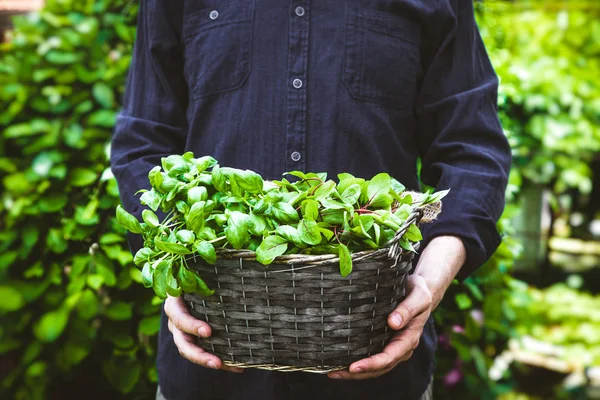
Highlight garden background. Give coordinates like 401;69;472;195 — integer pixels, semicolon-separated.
0;0;599;399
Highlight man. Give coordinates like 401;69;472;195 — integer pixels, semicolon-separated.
110;1;511;399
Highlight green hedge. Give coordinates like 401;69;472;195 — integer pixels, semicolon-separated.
0;1;160;398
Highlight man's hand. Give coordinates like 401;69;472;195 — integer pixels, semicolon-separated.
328;236;466;380
164;295;244;373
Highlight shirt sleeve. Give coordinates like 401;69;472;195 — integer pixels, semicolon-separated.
415;1;511;281
110;0;187;253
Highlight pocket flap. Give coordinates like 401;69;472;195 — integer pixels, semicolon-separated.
184;1;254;36
347;7;420;44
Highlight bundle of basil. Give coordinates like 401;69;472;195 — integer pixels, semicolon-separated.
116;153;447;300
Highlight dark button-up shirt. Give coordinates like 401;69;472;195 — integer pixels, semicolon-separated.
110;0;511;399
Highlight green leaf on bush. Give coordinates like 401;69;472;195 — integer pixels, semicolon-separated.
0;286;25;312
455;293;473;310
88;109;117;127
139;315;161;336
70;167;97;187
105;301;133;321
34;308;70;342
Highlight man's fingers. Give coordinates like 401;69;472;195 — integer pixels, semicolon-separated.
388;276;432;330
171;329;243;373
164;295;211;337
347;334;416;373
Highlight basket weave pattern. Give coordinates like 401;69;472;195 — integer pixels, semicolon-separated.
184;202;437;373
185;253;414;372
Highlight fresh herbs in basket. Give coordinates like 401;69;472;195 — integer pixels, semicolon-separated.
117;153;447;371
116;153;447;300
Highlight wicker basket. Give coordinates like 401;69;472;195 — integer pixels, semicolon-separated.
184;207;432;373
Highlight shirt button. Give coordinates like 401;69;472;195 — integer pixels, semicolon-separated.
209;10;219;20
291;151;301;162
292;78;303;89
295;6;305;17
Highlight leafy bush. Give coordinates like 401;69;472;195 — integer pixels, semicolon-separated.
433;4;600;398
0;1;161;398
480;3;600;196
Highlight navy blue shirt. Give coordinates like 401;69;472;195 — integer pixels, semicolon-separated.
110;0;511;399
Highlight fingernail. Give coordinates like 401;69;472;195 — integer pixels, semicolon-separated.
207;361;217;369
351;367;363;373
391;313;402;327
198;327;207;337
330;374;342;379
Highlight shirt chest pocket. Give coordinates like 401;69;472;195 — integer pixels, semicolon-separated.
182;1;254;99
343;8;421;111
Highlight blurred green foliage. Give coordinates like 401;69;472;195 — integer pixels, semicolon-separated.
432;4;600;399
1;1;600;399
0;0;161;398
482;3;600;196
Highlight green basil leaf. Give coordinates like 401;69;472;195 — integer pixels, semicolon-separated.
373;223;381;245
142;209;160;228
225;211;251;249
166;273;182;297
271;202;299;224
211;165;228;193
116;205;142;234
176;200;190;215
321;208;344;225
193;240;217;264
302;199;319;221
367;173;392;201
249;213;267;236
178;266;197;293
370;193;393;209
341;184;361;205
398;238;416;253
390;178;406;194
196;276;215;297
198;227;217;241
187;186;208;204
186;201;205;233
338;243;352;277
298;218;321;245
312;180;336;200
140;191;161;212
155;239;191;255
176;230;195;244
404;224;423;242
159;177;178;193
153;260;170;299
141;262;153;288
319;227;334;241
162;155;190;176
194;156;218;173
275;225;303;246
255;235;288;265
148;166;163;189
133;247;155;268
